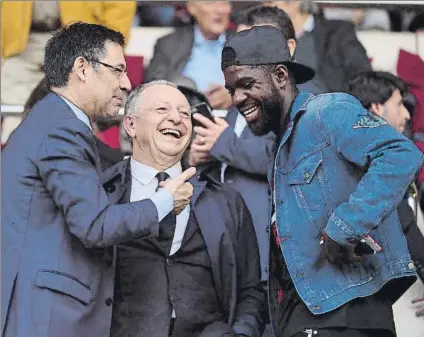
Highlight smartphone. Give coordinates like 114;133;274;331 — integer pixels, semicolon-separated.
352;235;383;255
192;102;214;127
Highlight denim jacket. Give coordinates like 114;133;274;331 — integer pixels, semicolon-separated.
271;91;424;315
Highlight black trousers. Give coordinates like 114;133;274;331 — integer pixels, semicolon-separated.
291;328;395;337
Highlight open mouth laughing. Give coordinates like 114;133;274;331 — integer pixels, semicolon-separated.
240;104;260;123
159;128;182;139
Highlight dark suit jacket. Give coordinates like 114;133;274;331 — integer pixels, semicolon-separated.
95;138;124;170
1;93;162;337
312;17;372;92
182;107;275;282
146;25;233;82
102;159;266;337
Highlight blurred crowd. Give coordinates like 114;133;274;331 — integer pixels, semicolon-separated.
1;1;424;337
134;2;424;32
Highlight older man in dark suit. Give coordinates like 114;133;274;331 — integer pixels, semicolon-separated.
1;23;195;337
103;80;265;337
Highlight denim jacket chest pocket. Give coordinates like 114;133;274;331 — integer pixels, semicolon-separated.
287;151;329;212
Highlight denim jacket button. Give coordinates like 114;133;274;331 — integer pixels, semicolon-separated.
408;262;415;270
304;171;311;181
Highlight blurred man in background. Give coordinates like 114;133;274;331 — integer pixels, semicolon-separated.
1;0;136;105
348;71;411;135
146;1;233;110
263;0;371;92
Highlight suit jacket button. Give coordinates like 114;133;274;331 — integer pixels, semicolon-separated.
105;298;113;306
266;226;270;233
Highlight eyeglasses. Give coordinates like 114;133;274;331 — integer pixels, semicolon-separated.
90;60;127;78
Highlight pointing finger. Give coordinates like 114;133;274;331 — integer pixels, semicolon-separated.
176;167;197;184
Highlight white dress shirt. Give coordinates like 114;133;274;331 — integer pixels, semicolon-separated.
220;112;247;183
130;158;190;256
130;158;190;318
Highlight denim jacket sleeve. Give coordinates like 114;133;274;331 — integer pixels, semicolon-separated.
319;95;424;245
209;127;275;176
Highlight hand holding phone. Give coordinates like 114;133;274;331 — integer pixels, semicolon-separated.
192;102;214;128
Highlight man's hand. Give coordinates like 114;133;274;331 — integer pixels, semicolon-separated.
204;84;233;110
160;167;196;215
320;232;362;264
188;140;211;166
191;113;229;153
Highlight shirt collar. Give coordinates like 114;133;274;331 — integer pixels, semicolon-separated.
59;95;92;130
297;15;315;38
130;157;183;186
193;25;226;46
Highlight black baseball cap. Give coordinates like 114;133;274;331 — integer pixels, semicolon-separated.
221;25;315;84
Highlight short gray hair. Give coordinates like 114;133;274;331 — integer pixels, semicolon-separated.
299;0;319;15
124;79;178;116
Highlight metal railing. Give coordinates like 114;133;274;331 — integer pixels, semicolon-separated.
0;105;125;116
1;105;24;116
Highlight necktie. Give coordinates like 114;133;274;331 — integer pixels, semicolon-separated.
155;172;177;252
156;171;170;192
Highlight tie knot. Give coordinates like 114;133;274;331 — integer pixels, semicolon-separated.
156;171;170;184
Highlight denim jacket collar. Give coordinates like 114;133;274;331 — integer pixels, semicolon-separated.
290;91;315;122
279;91;315;148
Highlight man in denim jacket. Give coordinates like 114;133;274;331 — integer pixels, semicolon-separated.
222;26;424;337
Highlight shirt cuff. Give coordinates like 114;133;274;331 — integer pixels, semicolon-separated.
150;188;173;221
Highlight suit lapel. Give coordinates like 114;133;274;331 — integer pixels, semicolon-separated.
174;27;195;74
190;177;230;312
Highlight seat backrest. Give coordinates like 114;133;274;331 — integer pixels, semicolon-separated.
356;30;417;75
125;27;174;66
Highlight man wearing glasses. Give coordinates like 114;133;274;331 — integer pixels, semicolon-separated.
1;23;196;337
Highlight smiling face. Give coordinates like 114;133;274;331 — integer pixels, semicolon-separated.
84;41;132;120
124;84;192;169
224;64;286;136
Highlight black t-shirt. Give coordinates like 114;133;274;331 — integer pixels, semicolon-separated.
268;225;396;337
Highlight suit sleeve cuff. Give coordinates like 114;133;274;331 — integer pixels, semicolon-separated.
150;188;173;221
324;213;359;246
